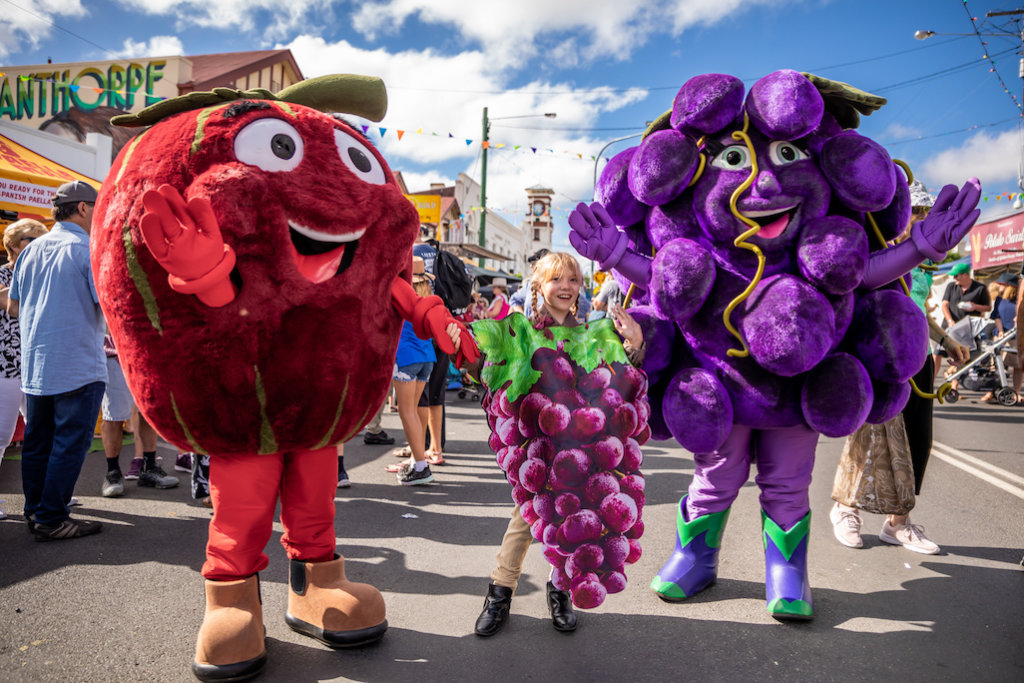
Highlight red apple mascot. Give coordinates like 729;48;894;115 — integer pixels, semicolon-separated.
92;75;477;681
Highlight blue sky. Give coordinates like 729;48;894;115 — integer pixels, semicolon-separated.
3;0;1022;251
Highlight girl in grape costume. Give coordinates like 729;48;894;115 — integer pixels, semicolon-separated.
568;70;981;620
471;252;648;636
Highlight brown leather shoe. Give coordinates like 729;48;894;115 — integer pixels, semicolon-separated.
286;555;388;648
192;575;266;681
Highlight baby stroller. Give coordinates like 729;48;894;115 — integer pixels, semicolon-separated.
942;321;1018;406
456;367;483;402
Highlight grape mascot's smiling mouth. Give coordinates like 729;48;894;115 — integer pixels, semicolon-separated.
743;205;798;239
287;221;364;283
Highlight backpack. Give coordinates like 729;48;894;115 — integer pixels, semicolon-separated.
427;240;473;314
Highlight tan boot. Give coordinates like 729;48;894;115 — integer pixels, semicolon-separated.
286;555;388;648
192;575;266;681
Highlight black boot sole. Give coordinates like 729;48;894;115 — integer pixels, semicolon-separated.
285;614;388;648
191;652;266;682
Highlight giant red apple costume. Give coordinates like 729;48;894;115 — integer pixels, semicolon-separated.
92;75;477;681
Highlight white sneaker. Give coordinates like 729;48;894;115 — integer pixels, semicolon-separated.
879;519;940;555
829;502;863;549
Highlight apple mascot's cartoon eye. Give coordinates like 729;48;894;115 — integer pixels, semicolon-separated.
234;118;305;172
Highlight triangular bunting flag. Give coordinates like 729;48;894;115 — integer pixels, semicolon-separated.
482;141;490;149
397;130;405;140
379;127;387;137
448;133;454;138
531;147;536;153
361;125;369;135
466;140;473;146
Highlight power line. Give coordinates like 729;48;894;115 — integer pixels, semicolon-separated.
880;117;1019;146
872;45;1018;93
0;0;118;59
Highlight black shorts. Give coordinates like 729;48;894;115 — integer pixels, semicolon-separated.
418;349;450;407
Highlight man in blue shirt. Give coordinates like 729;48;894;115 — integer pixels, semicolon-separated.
8;180;107;541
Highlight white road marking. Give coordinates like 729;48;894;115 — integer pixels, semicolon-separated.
931;441;1024;500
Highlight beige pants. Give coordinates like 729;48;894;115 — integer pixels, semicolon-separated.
490;505;533;591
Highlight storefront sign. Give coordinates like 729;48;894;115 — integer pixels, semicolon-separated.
0;59;170;123
969;212;1024;269
405;194;441;224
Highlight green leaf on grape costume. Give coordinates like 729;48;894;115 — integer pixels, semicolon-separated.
471;313;630;400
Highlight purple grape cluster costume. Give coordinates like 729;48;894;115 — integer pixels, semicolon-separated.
569;70;981;620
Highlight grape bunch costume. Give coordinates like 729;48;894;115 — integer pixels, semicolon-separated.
91;75;477;680
569;70;981;620
473;313;650;610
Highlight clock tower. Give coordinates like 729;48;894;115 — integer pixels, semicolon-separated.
524;184;554;255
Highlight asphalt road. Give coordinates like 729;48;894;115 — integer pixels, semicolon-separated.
1;387;1021;682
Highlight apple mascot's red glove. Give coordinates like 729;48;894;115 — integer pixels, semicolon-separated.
139;184;238;307
391;277;480;367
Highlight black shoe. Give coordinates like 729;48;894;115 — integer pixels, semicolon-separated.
33;517;102;542
474;583;513;637
364;430;395;445
25;512;35;534
547;581;577;632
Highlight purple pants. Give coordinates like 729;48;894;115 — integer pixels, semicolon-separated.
686;423;818;530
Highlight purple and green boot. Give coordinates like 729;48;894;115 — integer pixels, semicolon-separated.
650;496;730;602
762;510;813;621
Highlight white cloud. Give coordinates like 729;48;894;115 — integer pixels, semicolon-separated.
110;35;185;59
918;129;1021;191
282;34;646;222
0;0;87;59
879;121;924;144
115;0;329;40
351;0;787;69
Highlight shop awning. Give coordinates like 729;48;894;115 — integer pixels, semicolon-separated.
0;134;100;214
445;242;511;261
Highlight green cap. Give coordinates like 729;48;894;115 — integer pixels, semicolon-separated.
949;262;971;277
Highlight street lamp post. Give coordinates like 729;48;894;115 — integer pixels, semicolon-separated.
479;109;556;266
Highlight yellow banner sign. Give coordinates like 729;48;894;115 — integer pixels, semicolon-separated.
405;194;441;224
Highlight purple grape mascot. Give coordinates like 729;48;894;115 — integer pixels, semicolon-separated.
569;70;981;620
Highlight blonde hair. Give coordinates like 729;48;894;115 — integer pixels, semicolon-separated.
412;278;433;297
1002;283;1018;301
530;251;582;317
987;281;1001;302
3;219;48;262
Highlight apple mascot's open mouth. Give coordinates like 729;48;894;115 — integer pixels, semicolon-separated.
288;221;364;283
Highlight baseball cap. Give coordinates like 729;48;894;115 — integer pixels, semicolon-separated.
51;180;98;206
528;248;550;263
949;262;970;277
996;271;1019;285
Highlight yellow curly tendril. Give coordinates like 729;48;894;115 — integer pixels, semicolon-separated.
893;158;914;186
866;195;949;403
687;136;708;188
722;114;767;358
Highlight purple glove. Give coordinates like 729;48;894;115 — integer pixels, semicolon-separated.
910;178;982;261
568;201;652;286
862;178;981;290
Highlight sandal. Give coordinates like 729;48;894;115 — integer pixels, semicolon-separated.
392;446;413;458
426;453;446;466
385;459;413;473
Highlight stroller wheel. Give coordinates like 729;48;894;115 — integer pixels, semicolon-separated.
995;387;1018;407
945;388;960;404
458;391;467;399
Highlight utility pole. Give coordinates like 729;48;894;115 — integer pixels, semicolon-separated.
479;107;489;267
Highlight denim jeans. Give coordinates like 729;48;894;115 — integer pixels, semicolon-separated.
22;381;105;525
